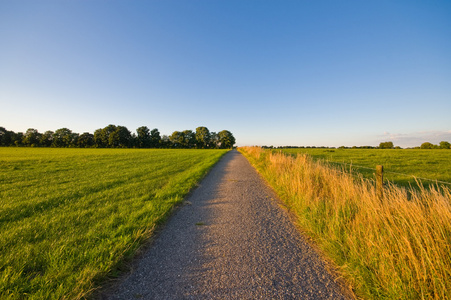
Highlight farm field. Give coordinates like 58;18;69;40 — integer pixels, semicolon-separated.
280;148;451;188
0;147;228;299
239;146;451;299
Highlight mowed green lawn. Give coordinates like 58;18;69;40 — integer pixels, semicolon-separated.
280;148;451;188
0;148;228;299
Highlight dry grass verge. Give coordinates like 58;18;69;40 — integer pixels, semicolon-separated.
239;146;451;299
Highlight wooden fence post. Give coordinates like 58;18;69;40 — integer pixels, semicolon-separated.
376;165;384;200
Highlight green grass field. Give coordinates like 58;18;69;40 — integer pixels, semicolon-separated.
0;147;228;299
279;148;451;188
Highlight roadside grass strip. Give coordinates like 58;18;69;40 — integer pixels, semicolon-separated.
239;146;451;300
0;148;227;299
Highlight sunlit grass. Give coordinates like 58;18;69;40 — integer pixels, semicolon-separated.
280;148;451;188
0;147;227;299
240;146;451;299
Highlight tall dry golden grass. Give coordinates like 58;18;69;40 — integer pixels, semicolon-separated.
239;146;451;299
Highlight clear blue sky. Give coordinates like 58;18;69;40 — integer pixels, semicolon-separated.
1;0;450;147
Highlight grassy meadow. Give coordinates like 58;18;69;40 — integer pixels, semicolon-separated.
280;148;451;188
239;147;451;300
0;147;228;299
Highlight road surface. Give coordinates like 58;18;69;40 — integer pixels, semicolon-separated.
98;150;351;299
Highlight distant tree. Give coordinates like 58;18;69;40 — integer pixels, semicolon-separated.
53;128;75;147
195;126;211;149
101;125;118;148
93;125;131;148
12;132;24;146
109;126;131;148
108;130;119;147
136;126;151;148
94;128;105;147
379;141;394;149
0;127;14;146
210;132;219;149
71;133;80;147
439;141;451;149
78;132;94;148
150;128;161;148
0;127;5;144
420;142;435;149
170;131;184;148
0;127;13;146
160;135;171;148
130;133;137;148
218;130;236;149
40;131;54;147
23;128;41;147
182;130;196;148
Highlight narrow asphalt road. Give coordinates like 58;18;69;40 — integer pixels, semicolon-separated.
98;150;351;299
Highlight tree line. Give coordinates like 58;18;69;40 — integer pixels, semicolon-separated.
379;141;451;149
265;140;451;150
0;125;236;149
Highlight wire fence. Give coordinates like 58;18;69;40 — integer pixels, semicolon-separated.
274;150;451;187
319;160;451;186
